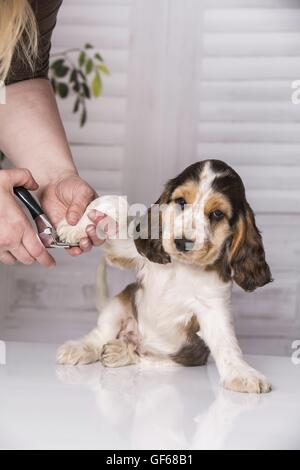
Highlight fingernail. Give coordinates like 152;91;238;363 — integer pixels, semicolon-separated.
87;228;95;236
88;210;97;219
68;213;78;225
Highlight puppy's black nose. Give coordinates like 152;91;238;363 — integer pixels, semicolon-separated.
175;238;194;252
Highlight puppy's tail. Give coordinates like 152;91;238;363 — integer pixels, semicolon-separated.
96;256;109;313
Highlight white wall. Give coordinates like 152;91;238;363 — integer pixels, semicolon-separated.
0;0;299;356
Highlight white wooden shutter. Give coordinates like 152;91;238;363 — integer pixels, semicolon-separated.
198;0;300;354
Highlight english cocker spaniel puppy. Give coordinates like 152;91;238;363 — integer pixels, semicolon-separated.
57;160;273;394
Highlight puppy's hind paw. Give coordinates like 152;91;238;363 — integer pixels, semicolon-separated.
56;341;101;366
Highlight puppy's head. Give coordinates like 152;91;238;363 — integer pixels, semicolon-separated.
135;160;272;292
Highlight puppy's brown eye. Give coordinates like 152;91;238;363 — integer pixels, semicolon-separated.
209;210;224;221
175;198;186;210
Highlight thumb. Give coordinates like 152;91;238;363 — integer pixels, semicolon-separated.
66;185;95;226
7;168;39;191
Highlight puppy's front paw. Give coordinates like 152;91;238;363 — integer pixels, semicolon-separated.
56;341;100;366
56;219;86;245
101;340;139;368
223;369;272;395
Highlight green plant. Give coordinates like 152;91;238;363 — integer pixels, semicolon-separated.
50;43;109;127
0;44;107;166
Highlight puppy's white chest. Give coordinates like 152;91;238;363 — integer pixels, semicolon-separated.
135;262;217;356
139;262;199;309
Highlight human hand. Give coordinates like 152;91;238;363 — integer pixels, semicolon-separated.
0;169;55;267
39;173;105;256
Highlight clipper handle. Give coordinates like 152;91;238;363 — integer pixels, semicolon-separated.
13;187;44;220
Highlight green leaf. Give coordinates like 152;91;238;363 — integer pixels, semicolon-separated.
85;43;93;50
94;53;104;62
57;66;69;78
79;51;86;67
80;108;87;127
97;64;110;76
51;59;64;69
82;83;91;99
69;69;77;83
72;81;80;93
73;98;80;114
85;59;93;75
51;59;69;78
92;73;102;98
57;82;69;99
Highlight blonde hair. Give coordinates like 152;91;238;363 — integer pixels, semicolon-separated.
0;0;38;82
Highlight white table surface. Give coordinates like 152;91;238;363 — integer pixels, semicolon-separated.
0;342;299;450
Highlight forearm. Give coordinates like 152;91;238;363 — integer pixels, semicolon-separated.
0;79;77;190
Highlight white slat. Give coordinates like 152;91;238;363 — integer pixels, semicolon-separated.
247;190;300;214
197;143;300;166
55;25;130;49
202;57;300;80
199;81;293;102
204;33;300;56
234;165;300;190
199;102;300;122
205;9;300;32
198;123;300;143
64;122;125;145
58;4;131;27
70;145;124;170
206;0;300;7
78;169;122;191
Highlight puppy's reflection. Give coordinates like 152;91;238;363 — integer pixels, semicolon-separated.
56;363;262;450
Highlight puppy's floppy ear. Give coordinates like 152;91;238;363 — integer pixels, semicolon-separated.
134;194;171;265
230;203;273;292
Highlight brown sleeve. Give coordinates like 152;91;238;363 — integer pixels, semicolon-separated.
6;0;63;85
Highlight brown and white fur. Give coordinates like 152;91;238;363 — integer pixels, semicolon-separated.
56;160;273;394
